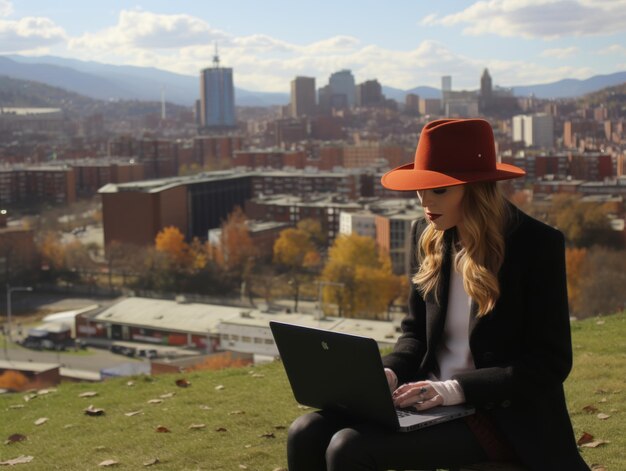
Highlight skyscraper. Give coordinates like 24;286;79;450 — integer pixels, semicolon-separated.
480;69;492;101
291;76;316;117
199;47;236;130
329;70;356;107
441;76;452;94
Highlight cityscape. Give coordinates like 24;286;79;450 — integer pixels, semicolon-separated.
0;1;625;469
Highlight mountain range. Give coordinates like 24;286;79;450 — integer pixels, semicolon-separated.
1;55;625;107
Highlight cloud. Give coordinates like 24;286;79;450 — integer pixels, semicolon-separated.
0;17;66;52
0;0;12;17
421;0;626;38
69;9;229;51
540;46;579;58
598;44;626;55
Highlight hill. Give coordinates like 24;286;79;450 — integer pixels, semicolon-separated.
1;312;624;470
2;55;289;107
0;75;189;119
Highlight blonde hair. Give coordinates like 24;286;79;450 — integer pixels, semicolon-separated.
412;182;509;317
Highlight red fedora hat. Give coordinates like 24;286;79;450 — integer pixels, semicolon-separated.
381;118;525;191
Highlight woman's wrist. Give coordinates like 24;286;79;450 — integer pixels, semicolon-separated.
428;379;466;406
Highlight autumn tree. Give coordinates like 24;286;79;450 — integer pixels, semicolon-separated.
565;247;587;315
577;247;626;317
211;207;257;298
155;226;190;266
273;223;321;311
546;194;620;248
321;233;402;319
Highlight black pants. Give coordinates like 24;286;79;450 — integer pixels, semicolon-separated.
287;410;488;471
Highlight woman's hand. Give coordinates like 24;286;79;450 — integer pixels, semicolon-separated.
392;381;443;411
384;368;398;392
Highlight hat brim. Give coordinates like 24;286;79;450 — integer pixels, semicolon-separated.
381;162;526;191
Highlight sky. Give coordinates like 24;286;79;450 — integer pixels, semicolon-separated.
1;0;626;93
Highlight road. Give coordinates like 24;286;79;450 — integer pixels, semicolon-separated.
1;342;144;372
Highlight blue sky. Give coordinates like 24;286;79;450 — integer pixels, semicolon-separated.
1;0;626;92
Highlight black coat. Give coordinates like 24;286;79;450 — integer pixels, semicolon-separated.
382;205;590;471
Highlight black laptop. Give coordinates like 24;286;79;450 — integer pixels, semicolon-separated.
270;320;474;432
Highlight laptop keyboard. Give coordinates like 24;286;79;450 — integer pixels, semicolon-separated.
396;408;418;417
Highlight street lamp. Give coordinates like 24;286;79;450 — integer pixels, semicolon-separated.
6;284;33;342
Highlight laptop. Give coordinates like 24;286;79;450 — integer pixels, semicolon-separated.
270;320;474;432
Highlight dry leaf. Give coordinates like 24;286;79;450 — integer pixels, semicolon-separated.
577;432;594;446
127;381;135;387
37;389;56;395
23;394;37;402
215;427;228;432
596;320;605;325
79;391;98;398
591;465;607;471
582;405;598;413
84;405;105;416
99;459;119;467
273;468;288;471
297;405;310;410
143;458;160;467
9;405;25;409
598;398;608;403
124;410;143;417
34;418;49;426
175;379;191;388
259;432;276;439
251;374;265;378
581;440;609;448
159;393;175;399
5;434;27;445
63;424;76;429
147;399;163;404
597;413;610;420
0;455;34;466
239;465;248;469
229;410;245;415
188;424;206;430
94;446;108;451
155;425;170;433
215;385;225;391
199;405;212;410
244;444;252;449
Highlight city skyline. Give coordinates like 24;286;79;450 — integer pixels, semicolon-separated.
1;0;626;93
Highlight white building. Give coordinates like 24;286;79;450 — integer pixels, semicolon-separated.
513;113;554;149
339;211;377;237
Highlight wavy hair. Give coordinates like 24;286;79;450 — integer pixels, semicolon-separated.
412;182;510;317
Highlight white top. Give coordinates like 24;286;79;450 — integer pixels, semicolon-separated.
435;256;476;381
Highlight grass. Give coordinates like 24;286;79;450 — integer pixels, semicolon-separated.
0;312;624;470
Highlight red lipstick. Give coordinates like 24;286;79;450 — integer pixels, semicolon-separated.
426;212;441;221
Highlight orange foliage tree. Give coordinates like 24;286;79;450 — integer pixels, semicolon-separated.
321;233;403;319
273;221;321;312
213;207;256;278
565;247;587;315
155;226;190;266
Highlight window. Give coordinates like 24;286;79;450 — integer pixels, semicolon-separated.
254;337;263;344
242;336;252;343
264;338;274;345
231;334;240;341
222;334;229;340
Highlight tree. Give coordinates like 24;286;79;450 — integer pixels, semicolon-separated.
321;233;402;319
565;247;587;315
547;195;620;248
273;225;321;312
155;226;190;266
577;247;626;317
214;207;256;279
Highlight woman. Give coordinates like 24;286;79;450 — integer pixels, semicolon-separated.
287;119;590;471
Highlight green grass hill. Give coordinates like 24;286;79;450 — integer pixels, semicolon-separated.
1;313;624;470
